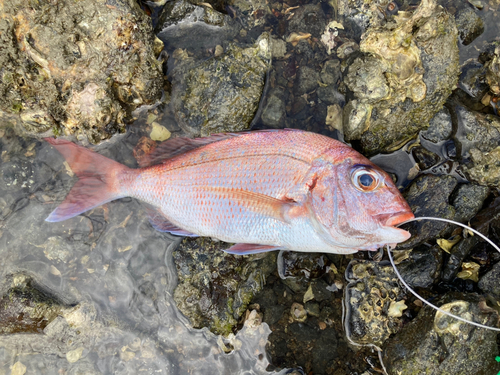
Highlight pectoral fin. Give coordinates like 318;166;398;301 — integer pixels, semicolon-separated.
198;187;292;223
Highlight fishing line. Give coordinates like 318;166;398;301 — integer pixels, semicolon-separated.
386;216;500;332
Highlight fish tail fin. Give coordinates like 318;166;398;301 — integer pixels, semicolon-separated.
45;138;130;222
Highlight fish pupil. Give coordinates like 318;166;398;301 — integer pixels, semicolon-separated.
359;173;374;187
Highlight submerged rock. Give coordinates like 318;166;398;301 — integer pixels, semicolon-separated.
171;33;271;136
0;0;163;144
0;273;75;334
383;294;499;374
343;0;459;154
172;237;276;336
155;0;237;51
228;0;273;29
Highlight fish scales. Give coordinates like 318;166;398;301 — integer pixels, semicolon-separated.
122;132;337;245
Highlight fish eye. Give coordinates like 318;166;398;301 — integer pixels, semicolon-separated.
351;167;381;192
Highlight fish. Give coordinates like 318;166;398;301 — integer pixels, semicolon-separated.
44;129;414;255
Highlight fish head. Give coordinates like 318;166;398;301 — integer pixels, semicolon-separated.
309;149;414;252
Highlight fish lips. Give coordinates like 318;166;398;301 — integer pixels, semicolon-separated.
372;211;415;245
375;211;415;227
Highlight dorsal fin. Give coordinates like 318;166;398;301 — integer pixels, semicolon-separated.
138;133;238;167
137;129;300;168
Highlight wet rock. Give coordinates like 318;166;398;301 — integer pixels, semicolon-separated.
277;251;330;293
252;289;284;325
310;328;339;373
287;322;339;372
317;87;345;106
383;294;499;374
0;273;75;334
304;301;320;317
171;33;271;136
441;236;480;283
155;0;237;51
400;174;457;249
261;88;286;128
478;261;500;299
0;0;163;143
455;106;500;157
463;146;500;187
421;107;453;143
306;279;332;302
344;260;407;347
343;0;459;154
172;237;276;336
228;0;272;29
471;197;500;245
317;60;344;106
457;60;489;107
396;245;443;289
451;183;489;223
320;60;341;87
485;44;500;96
287;4;327;40
411;146;440;170
295;66;320;95
455;6;484;45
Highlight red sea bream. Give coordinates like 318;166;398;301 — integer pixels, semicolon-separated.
45;130;414;254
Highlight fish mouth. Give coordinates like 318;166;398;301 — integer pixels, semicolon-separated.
375;211;415;227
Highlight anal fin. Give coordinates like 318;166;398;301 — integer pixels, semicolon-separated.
144;205;198;237
224;243;282;255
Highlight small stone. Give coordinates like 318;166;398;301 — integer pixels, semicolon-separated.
120;348;136;361
456;262;480;282
261;90;285;128
150;123;171;142
388;300;407;318
270;37;286;59
66;347;84;363
325;104;343;132
295;66;320;95
303;285;314;303
304;301;320;317
11;362;26;375
214;45;223;57
290;302;307;322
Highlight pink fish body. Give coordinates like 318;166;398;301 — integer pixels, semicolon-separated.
45;130;413;255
